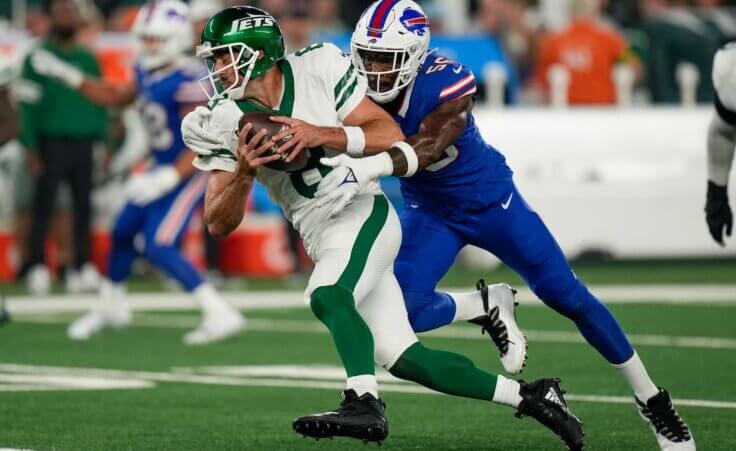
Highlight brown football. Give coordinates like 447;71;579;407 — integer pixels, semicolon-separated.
237;112;309;172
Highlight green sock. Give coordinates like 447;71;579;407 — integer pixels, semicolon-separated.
310;285;375;377
389;342;498;401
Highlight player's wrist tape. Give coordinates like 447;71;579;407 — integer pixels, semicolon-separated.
392;141;418;177
343;126;366;157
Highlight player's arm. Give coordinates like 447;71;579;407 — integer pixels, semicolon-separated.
30;49;136;107
270;96;403;163
204;124;281;239
705;104;736;246
0;88;18;145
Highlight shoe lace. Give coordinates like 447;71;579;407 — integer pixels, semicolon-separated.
480;306;510;356
641;396;691;442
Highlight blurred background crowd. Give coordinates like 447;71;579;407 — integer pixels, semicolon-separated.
0;0;733;294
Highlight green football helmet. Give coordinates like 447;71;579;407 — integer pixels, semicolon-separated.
196;6;285;100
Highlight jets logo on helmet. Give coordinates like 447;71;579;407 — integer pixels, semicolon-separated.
196;6;285;101
351;0;430;103
400;8;429;36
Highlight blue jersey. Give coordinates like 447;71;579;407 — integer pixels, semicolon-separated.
134;58;206;166
391;53;513;213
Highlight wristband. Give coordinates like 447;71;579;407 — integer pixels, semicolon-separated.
392;141;418;177
343;126;366;157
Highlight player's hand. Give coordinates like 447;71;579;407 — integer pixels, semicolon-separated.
181;107;225;156
234;122;282;177
313;153;393;214
270;116;324;163
125;166;181;205
30;49;84;88
706;181;733;246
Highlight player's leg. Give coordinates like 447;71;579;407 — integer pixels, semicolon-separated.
394;205;466;332
359;268;584;450
143;173;244;345
396;205;526;373
294;194;402;443
67;201;146;340
469;181;693;449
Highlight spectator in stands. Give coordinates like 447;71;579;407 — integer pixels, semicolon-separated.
534;0;638;105
641;0;720;103
18;0;106;295
279;0;312;51
311;0;347;35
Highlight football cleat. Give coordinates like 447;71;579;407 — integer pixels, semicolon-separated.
293;389;388;444
515;378;585;451
26;264;51;297
67;305;132;340
183;309;245;345
468;279;527;374
637;388;695;450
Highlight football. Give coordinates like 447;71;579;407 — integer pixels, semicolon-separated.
238;112;309;172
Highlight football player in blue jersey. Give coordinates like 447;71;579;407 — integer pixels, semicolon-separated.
312;1;693;449
30;0;245;345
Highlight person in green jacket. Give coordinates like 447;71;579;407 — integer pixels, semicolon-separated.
18;0;106;295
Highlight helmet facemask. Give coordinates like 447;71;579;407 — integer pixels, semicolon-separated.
351;41;425;104
197;41;259;101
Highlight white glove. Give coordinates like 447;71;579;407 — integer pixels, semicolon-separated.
314;153;393;213
181;106;226;156
125;166;181;205
30;49;84;88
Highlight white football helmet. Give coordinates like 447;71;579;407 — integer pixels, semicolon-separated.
132;0;193;71
351;0;431;103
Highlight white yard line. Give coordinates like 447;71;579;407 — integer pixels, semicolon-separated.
4;284;736;315
1;363;734;409
15;313;736;351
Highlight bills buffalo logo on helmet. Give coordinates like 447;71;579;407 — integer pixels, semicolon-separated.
400;8;429;36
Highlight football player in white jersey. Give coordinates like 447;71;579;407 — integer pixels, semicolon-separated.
707;44;736;246
184;6;584;448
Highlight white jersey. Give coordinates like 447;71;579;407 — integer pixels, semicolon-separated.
713;43;736;115
194;43;381;247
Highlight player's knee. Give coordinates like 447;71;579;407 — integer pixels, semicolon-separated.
309;285;355;323
142;242;173;266
403;291;436;331
533;275;595;319
111;221;136;244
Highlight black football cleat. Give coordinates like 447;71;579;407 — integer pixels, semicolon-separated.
468;279;527;374
293;389;388;444
636;388;694;450
515;378;585;450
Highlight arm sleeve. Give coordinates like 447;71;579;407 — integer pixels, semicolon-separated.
312;43;368;121
17;56;42;151
707;46;736;186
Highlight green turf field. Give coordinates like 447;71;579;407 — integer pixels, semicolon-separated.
1;297;735;450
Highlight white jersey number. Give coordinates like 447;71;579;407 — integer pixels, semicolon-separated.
141;101;173;150
425;145;459;172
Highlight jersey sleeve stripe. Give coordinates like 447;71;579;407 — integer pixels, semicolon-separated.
334;64;356;100
444;85;477;102
439;74;476;99
336;77;359;111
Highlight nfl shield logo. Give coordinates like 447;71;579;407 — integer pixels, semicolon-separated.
400;8;429;36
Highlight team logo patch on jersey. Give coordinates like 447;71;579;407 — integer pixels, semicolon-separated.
400;8;429;36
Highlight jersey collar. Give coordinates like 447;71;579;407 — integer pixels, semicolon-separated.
237;59;294;117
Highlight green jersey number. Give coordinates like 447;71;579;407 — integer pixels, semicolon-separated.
289;147;332;198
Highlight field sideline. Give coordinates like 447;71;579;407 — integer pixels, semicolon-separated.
1;277;736;450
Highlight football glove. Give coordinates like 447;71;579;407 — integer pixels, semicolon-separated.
314;153;393;214
706;181;733;246
125;166;181;205
30;49;84;88
181;107;226;157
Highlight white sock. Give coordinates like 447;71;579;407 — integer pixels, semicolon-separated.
193;283;231;316
450;290;486;322
492;375;523;408
101;280;127;309
346;374;379;398
613;352;659;401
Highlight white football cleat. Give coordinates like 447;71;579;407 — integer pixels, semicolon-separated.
67;305;131;341
183;309;245;345
78;263;101;293
637;388;695;451
469;280;527;374
26;264;51;296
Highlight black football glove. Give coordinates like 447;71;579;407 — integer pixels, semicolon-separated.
705;181;733;246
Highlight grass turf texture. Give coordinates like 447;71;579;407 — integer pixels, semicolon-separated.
2;258;736;297
1;302;735;450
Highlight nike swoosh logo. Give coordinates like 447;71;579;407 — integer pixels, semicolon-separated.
453;66;463;74
501;193;514;210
